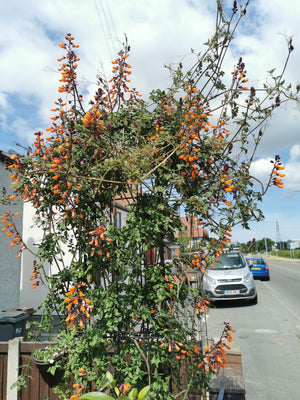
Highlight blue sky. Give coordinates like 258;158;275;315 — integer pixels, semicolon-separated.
0;0;299;244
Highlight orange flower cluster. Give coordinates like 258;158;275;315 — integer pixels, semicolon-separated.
108;49;142;110
220;228;232;244
70;368;90;399
82;103;104;131
11;134;82;215
65;283;94;332
215;119;230;141
272;155;285;189
47;97;69;135
12;131;86;220
7;134;46;210
57;34;80;94
154;115;164;138
158;321;234;370
119;382;131;395
88;226;112;257
176;84;219;182
6;155;24;198
0;212;24;258
190;253;207;273
79;48;142;140
159;340;191;360
231;57;249;91
220;174;234;194
7;153;21;172
195;297;210;316
198;322;235;373
70;382;84;399
30;260;41;289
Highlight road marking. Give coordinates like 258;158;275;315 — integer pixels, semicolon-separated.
254;328;278;334
262;281;300;323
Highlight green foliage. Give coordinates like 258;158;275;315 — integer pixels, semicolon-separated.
2;1;298;399
270;249;300;259
10;373;32;392
78;372;150;399
253;238;275;252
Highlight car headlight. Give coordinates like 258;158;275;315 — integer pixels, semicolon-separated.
244;272;253;283
204;274;216;284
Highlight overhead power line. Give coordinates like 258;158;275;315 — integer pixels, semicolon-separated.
93;0;119;61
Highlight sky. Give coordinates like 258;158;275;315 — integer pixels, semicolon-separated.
0;0;299;244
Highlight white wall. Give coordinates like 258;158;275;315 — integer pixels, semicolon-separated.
19;202;74;312
19;202;50;311
19;202;129;312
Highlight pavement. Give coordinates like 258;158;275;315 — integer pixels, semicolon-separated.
266;254;300;263
209;341;246;399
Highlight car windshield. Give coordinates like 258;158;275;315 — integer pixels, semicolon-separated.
208;253;245;270
252;258;264;264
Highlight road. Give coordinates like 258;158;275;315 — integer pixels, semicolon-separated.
204;258;300;400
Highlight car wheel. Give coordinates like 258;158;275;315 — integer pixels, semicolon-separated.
249;294;257;305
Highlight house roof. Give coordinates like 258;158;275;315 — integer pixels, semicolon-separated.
178;216;208;239
0;150;14;166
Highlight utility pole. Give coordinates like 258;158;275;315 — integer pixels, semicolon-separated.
264;237;268;253
276;221;282;250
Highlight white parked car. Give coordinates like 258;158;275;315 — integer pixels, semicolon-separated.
202;251;257;304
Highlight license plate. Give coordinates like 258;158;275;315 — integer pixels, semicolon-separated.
252;267;260;270
224;290;240;295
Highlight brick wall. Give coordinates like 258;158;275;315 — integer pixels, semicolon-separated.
209;342;245;400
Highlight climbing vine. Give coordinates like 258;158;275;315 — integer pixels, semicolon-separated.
1;1;298;399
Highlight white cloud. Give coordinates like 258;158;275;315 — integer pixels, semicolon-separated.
0;0;299;243
249;158;275;193
283;145;300;192
0;0;299;149
289;144;300;162
249;144;300;195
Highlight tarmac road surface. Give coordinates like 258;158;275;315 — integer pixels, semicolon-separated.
204;258;300;400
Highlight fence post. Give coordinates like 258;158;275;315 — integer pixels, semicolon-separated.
6;337;20;400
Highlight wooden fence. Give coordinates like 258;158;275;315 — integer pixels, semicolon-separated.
0;339;207;400
0;342;8;400
0;338;244;400
0;340;61;400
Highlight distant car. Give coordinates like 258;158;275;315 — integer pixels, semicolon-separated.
247;257;270;281
202;252;257;304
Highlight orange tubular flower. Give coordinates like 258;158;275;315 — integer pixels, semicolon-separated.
65;283;93;330
272;155;285;188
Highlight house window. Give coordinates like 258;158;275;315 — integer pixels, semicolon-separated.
114;211;122;228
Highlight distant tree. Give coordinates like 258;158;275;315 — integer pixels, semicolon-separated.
255;238;275;252
276;241;287;250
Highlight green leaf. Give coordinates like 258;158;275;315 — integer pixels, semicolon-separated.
106;371;116;388
79;393;115;400
138;385;150;400
128;388;138;399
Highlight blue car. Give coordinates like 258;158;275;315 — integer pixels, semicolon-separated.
247;257;270;281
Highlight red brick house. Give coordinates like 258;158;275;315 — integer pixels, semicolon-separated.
177;216;209;251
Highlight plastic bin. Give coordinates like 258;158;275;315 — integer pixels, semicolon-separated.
4;307;36;340
0;311;29;341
